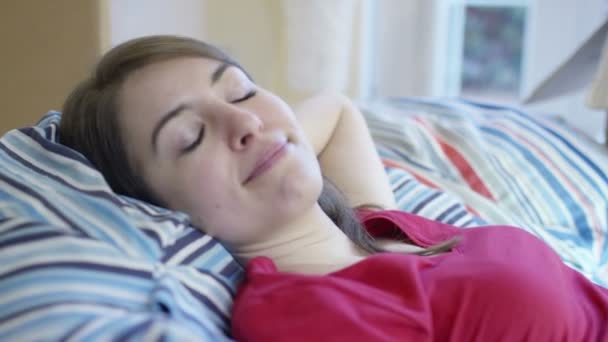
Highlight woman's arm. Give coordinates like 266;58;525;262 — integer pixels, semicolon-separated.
294;94;396;209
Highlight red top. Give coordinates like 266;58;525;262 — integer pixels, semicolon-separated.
232;210;608;341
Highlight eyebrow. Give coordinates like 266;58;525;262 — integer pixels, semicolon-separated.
151;103;189;154
211;62;231;84
150;62;231;154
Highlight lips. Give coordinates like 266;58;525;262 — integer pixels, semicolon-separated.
244;140;289;184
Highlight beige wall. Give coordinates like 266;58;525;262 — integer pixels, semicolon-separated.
106;0;206;50
0;0;103;134
0;0;366;134
204;0;282;95
204;0;367;104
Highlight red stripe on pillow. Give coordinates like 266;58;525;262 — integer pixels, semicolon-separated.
415;117;495;201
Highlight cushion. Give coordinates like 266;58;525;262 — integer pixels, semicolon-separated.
0;112;242;340
364;97;608;286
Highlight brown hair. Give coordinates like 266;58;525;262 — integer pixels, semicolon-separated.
59;35;456;256
60;36;244;205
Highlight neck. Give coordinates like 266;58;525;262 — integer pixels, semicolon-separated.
230;204;368;274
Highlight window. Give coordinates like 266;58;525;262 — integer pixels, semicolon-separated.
444;0;529;103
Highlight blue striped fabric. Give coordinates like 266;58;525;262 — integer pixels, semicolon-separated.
362;98;608;286
384;165;486;228
0;112;243;341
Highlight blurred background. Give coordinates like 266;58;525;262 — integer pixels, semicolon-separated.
1;0;607;141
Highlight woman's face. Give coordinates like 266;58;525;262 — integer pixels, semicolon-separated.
118;57;322;248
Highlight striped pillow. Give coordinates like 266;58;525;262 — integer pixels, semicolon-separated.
363;98;608;286
0;112;242;340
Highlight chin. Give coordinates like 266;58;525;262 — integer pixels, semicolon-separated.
277;175;322;213
281;184;321;209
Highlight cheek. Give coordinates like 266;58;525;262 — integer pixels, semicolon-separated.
178;167;247;235
181;169;232;214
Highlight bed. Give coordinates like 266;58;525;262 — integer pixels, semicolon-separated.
1;98;607;340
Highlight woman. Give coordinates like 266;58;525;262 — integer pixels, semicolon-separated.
60;35;608;341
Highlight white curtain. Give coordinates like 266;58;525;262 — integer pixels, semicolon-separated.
281;0;360;100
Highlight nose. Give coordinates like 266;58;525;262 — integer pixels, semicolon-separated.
224;106;263;151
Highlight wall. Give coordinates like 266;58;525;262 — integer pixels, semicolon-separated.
0;0;103;134
107;0;206;50
522;0;607;141
204;0;280;93
0;0;369;136
104;0;286;98
372;0;608;142
372;0;437;98
203;0;369;104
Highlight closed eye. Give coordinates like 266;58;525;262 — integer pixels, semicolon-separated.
181;90;254;154
232;90;256;103
183;126;204;153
